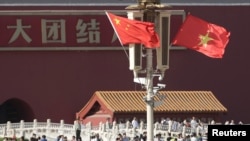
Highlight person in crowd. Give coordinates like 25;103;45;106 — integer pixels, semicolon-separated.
30;133;38;141
173;120;181;132
154;133;164;141
177;133;184;141
132;117;139;129
56;135;61;141
20;136;25;141
94;133;102;141
238;121;243;125
133;136;140;141
140;131;147;141
190;117;198;134
40;135;47;141
230;120;235;125
224;120;229;125
170;138;177;141
59;135;64;141
196;122;203;135
190;133;197;141
210;120;215;125
62;136;68;141
196;133;202;141
184;135;191;141
202;133;207;141
160;117;167;127
90;135;95;141
116;137;122;141
75;117;82;141
116;134;123;141
166;132;173;141
71;136;76;141
190;117;197;127
122;132;130;141
183;119;187;127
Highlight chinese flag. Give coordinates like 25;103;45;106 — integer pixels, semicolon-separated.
106;12;160;48
172;14;230;58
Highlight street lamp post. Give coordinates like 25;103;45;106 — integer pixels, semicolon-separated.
126;1;168;141
145;48;154;141
125;1;187;140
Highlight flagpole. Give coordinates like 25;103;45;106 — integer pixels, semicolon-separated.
105;11;124;47
105;11;130;59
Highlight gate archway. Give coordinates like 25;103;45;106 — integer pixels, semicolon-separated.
0;98;34;123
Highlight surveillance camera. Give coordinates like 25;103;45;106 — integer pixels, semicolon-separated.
153;73;164;81
153;89;158;94
159;73;164;81
157;83;166;88
158;75;163;81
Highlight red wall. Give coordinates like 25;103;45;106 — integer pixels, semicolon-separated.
0;5;249;124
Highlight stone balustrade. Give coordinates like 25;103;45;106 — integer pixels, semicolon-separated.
0;119;208;141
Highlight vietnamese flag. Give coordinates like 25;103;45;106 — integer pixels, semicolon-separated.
106;12;160;48
172;14;230;58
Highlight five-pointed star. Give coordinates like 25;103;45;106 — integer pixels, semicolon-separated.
125;24;130;30
113;17;130;31
199;32;214;47
114;18;120;25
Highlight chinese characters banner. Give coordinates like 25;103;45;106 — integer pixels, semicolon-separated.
0;12;121;47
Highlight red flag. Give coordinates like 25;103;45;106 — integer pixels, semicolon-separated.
106;12;160;48
172;14;230;58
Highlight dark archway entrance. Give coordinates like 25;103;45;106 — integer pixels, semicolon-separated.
0;98;34;123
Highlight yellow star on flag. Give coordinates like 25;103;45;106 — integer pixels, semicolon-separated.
106;11;160;48
114;18;120;25
199;32;214;47
125;24;130;30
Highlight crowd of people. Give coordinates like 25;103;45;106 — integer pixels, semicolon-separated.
1;116;243;141
75;116;242;141
108;116;208;141
109;116;242;141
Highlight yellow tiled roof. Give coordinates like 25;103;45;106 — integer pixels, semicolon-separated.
95;91;227;113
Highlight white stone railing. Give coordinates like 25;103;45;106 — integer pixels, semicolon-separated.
0;119;208;141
